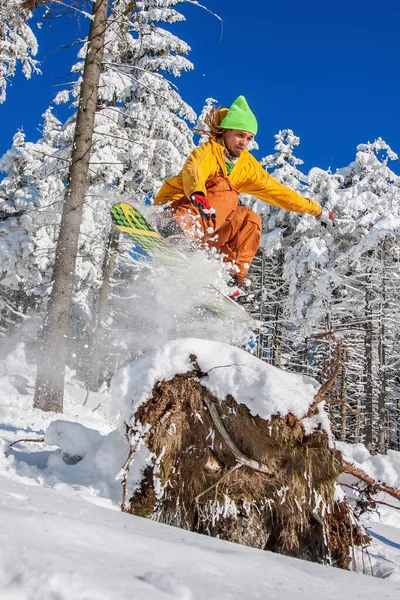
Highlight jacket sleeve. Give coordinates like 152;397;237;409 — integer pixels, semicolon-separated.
243;157;322;216
181;143;216;198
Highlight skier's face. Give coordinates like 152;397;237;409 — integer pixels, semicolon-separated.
222;129;254;157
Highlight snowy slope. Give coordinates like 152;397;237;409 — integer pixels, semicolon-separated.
1;474;400;600
0;342;400;598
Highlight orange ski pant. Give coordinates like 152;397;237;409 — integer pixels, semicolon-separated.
169;176;261;283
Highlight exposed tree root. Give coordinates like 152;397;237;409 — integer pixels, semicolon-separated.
121;356;369;569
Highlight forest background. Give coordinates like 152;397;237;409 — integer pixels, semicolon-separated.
1;0;400;457
1;0;400;173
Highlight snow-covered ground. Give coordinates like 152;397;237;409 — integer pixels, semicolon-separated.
1;342;400;598
1;475;400;600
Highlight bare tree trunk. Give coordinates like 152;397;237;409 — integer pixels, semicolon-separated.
397;397;400;451
34;0;109;412
378;243;387;454
340;345;348;441
354;397;361;443
255;250;285;365
86;229;119;391
364;271;374;450
270;250;284;368
302;337;309;374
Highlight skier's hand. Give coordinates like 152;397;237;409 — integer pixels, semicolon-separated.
190;193;216;221
317;207;336;229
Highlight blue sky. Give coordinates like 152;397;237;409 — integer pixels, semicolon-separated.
1;0;400;175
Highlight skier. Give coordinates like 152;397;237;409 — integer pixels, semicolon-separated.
154;96;335;289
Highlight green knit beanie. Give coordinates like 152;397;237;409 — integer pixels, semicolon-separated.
220;95;258;136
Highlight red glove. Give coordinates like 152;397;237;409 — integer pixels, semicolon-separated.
318;208;336;229
190;193;216;221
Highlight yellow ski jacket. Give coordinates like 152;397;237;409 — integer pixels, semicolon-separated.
154;139;322;216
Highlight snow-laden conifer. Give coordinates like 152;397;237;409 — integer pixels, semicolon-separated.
0;0;197;407
247;130;311;369
55;0;195;200
0;114;64;332
0;0;40;103
250;135;400;453
41;1;197;361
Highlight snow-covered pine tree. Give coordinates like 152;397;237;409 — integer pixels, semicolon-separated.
0;0;40;103
330;141;400;452
261;129;308;189
242;130;400;453
2;0;197;404
55;0;195;200
194;97;218;145
248;130;311;368
44;1;196;367
267;138;400;453
0;113;65;334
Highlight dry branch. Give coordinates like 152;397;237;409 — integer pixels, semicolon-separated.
202;393;273;475
341;483;400;511
194;463;242;503
8;437;44;448
308;339;342;414
120;427;152;511
343;460;400;501
325;399;359;415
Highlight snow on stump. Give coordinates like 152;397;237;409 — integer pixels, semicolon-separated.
111;339;369;568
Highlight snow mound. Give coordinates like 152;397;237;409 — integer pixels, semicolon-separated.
109;338;328;434
6;420;129;506
45;420;103;461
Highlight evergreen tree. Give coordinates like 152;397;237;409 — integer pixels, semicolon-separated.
275;139;400;452
247;133;400;452
0;114;65;333
194;97;218;145
0;0;39;103
54;0;195;199
249;130;311;367
0;0;197;405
